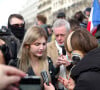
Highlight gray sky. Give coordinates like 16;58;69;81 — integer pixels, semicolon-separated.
0;0;27;27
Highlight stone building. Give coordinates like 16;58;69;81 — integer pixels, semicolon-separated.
20;0;39;29
38;0;52;24
19;0;92;29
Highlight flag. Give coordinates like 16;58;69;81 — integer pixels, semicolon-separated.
87;0;100;35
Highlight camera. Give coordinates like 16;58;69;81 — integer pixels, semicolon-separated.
72;55;81;65
19;76;41;90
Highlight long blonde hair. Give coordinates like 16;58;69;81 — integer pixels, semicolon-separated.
18;26;48;73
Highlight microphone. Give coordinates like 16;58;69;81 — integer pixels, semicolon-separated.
58;65;67;90
61;46;66;55
41;71;49;86
58;46;67;90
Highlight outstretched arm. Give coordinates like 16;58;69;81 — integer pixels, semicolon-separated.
0;65;26;90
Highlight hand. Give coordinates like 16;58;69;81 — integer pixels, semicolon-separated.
58;76;75;90
44;82;55;90
0;65;26;90
56;55;71;67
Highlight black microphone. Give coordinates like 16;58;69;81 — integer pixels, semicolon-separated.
61;46;66;55
58;46;66;90
41;71;49;86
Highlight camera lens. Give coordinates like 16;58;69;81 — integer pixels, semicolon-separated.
72;56;81;65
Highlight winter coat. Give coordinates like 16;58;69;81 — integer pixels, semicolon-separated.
0;26;20;60
71;48;100;90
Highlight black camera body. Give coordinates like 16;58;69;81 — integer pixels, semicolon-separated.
19;76;41;90
72;55;81;65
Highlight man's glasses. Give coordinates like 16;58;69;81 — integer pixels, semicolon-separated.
11;23;24;28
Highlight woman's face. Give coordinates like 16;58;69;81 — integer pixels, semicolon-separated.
30;37;47;57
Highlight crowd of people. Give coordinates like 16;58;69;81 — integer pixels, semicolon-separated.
1;5;100;90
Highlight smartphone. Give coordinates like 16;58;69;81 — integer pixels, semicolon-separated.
19;76;41;90
41;71;49;86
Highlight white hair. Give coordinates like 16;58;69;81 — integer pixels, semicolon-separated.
52;19;71;32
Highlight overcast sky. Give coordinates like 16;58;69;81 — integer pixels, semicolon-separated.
0;0;27;28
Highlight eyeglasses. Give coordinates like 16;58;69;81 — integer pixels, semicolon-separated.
11;23;24;28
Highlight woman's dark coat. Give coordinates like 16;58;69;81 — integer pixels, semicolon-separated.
71;48;100;90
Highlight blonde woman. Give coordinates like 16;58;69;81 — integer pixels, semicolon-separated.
10;26;57;89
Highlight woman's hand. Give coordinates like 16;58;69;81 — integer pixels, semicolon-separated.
0;65;26;90
44;82;55;90
58;76;75;90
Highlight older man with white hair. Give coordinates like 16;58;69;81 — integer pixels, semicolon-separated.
47;19;71;90
47;19;71;65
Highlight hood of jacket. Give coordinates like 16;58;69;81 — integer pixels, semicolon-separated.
71;47;100;79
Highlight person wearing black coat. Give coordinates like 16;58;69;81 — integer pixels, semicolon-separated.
71;47;100;90
64;28;99;90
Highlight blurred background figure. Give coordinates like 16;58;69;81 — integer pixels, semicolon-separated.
84;7;91;18
68;18;80;31
84;7;91;27
94;24;100;47
73;11;87;28
57;12;66;19
47;25;53;42
36;14;52;42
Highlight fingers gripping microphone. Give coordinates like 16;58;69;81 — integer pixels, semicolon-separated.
41;71;49;86
58;46;67;90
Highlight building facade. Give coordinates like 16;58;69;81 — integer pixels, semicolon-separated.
19;0;92;29
20;0;39;29
38;0;51;24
